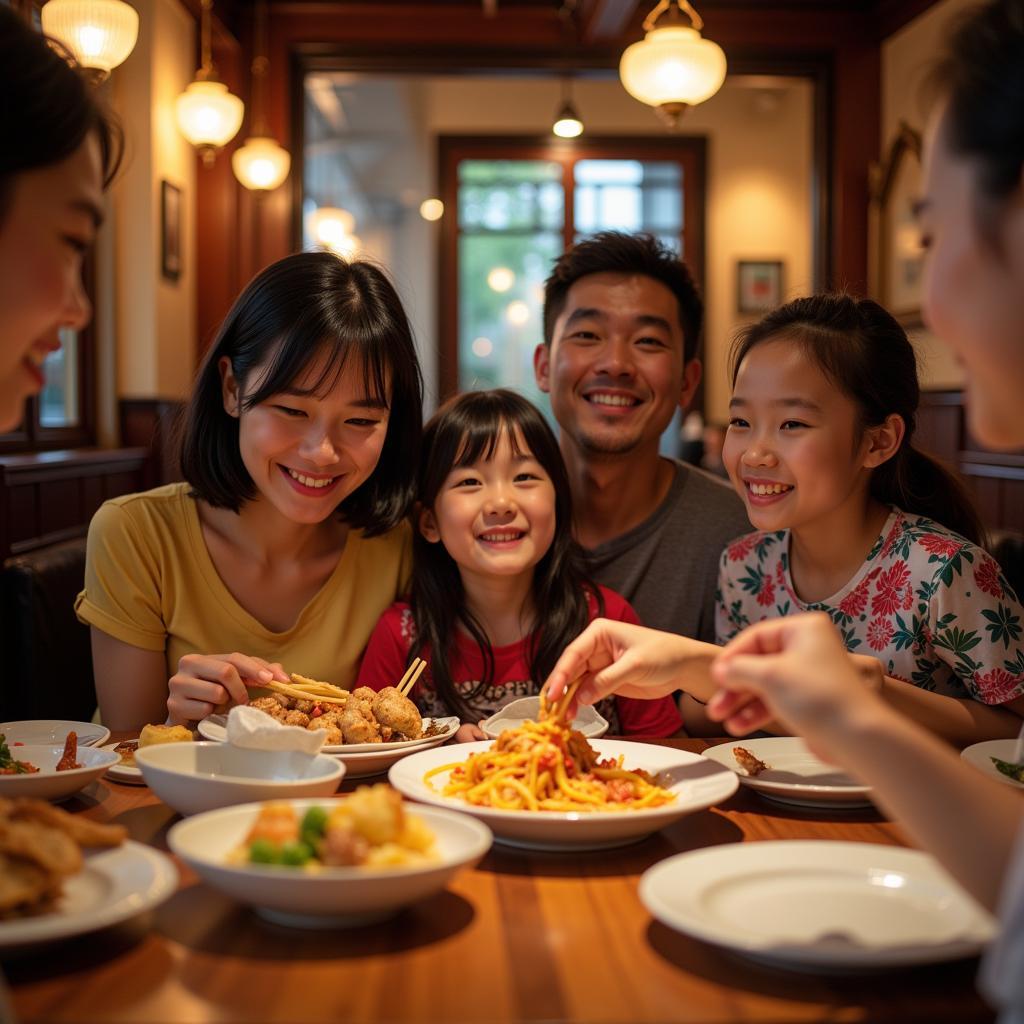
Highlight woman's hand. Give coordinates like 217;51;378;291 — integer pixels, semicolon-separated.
455;723;486;743
543;618;698;715
167;652;290;725
707;613;883;741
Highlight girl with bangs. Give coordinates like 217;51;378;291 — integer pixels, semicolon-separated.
77;251;423;730
356;389;682;741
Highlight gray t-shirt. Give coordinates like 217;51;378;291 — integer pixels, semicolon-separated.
585;460;750;643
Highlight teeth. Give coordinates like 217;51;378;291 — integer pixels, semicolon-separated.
588;394;637;407
287;469;336;489
748;482;792;496
480;532;521;542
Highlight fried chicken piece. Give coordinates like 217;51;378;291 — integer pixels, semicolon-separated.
371;687;422;740
339;705;381;744
733;746;770;777
306;719;343;745
0;852;55;916
0;819;82;877
249;696;287;716
281;710;311;728
11;798;127;848
56;731;81;772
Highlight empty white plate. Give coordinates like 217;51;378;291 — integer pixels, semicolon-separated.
640;840;996;971
961;739;1024;789
702;737;873;808
1;720;109;748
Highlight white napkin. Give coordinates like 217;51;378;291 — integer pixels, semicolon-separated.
225;704;326;756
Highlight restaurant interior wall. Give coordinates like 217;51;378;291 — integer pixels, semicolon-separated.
303;73;813;422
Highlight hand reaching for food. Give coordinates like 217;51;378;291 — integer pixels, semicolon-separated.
167;652;290;725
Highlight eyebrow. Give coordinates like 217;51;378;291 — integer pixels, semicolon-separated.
729;397;823;413
279;389;389;410
563;308;673;334
69;198;104;230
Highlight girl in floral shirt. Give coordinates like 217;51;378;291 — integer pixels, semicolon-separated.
715;293;1024;745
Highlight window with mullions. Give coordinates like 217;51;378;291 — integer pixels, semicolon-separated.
441;138;705;421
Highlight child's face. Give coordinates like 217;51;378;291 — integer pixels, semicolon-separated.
221;350;391;525
421;428;557;585
723;338;885;535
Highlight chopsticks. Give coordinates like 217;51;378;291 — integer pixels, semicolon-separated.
396;658;427;698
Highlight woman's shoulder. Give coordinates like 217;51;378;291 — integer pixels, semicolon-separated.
90;482;195;538
879;509;988;564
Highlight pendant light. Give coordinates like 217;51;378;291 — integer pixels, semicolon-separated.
552;76;584;139
175;0;244;165
40;0;138;80
619;0;726;128
232;0;290;191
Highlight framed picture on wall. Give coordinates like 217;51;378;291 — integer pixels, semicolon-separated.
161;180;182;282
870;122;924;327
737;260;783;314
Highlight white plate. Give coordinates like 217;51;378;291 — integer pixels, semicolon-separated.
101;740;144;784
0;744;120;802
168;797;491;927
640;840;996;971
1;720;110;748
198;713;459;755
0;840;178;950
961;739;1024;789
479;697;609;740
388;739;738;851
701;737;873;808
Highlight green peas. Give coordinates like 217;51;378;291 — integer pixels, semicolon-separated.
301;805;328;839
249;838;280;864
281;841;314;866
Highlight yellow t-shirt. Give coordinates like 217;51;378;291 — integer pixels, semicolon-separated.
75;482;412;688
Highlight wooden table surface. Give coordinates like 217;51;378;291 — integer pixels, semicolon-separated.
5;737;994;1024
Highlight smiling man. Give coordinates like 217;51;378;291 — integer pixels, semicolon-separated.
534;232;748;644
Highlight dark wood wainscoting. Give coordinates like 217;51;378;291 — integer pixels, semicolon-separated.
0;448;148;561
918;390;1024;537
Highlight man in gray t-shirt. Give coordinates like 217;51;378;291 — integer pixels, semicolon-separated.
534;232;749;644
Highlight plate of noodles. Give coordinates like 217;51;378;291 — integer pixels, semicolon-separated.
388;724;738;851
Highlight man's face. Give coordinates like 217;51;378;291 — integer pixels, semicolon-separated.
535;272;699;457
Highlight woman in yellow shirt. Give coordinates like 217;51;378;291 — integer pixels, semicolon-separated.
77;251;422;729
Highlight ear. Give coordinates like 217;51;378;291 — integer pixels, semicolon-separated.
862;413;906;468
418;504;442;544
533;342;552;394
677;358;703;411
219;356;241;418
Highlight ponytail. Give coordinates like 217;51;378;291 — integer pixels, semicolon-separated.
732;294;984;546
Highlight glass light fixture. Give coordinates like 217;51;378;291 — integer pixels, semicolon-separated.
419;198;444;222
619;0;726;128
552;77;584;139
232;0;290;191
176;0;244;165
308;207;357;251
40;0;138;80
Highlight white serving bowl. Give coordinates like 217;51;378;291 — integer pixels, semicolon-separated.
167;797;492;927
479;697;609;740
0;743;119;801
135;742;345;816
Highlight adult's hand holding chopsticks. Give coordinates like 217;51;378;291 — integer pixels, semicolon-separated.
167;652;290;725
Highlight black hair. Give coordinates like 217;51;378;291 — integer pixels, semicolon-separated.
180;251;423;536
409;389;603;723
0;7;124;220
543;231;704;362
931;0;1024;249
730;294;984;546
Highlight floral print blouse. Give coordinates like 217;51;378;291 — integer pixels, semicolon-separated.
715;508;1024;705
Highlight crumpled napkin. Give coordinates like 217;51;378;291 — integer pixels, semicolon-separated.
225;704;326;756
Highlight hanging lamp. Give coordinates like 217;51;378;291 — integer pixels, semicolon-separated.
552;77;584;139
175;0;244;165
232;0;290;191
40;0;138;80
619;0;726;129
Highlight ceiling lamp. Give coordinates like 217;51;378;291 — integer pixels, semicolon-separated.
176;0;244;165
232;0;290;191
552;77;584;139
308;207;356;251
619;0;726;129
40;0;139;80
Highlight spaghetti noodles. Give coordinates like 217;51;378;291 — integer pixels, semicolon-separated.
423;719;676;813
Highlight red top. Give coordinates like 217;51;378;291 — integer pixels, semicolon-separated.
356;585;683;737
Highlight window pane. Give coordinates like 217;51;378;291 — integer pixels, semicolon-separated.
39;328;79;428
574;160;683;238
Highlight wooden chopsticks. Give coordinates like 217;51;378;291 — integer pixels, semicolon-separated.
396;657;427;698
261;661;426;706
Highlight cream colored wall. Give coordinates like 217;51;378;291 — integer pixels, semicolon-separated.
414;75;814;423
110;0;196;410
881;0;974;390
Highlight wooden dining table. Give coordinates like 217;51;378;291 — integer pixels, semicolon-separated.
5;736;995;1024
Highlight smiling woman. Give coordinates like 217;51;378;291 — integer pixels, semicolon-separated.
74;252;424;731
0;6;122;435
